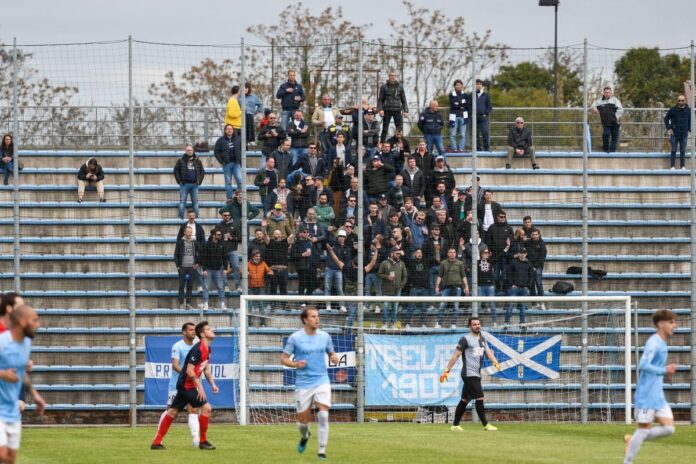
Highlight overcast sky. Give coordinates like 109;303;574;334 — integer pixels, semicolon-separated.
2;0;695;48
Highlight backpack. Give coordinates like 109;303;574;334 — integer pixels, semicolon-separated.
551;281;574;294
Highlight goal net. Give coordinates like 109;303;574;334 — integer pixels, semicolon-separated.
237;295;632;426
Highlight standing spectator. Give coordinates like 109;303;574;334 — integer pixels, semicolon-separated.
486;210;513;293
241;82;263;147
214;124;242;199
254;157;278;214
400;156;425;205
314;193;336;231
0;134;15;186
178;210;205;244
325;230;351;313
268;178;293;215
218;211;242;293
387;174;411;209
200;228;228;311
271;138;293;184
248;228;268;261
173;145;204;219
378;247;408;329
225;85;242;131
505;248;535;326
174;225;200;309
510;228;528;258
247;250;273;321
263;203;294;240
362;110;381;157
412;139;434;187
527;229;548;309
401;208;428;254
299;143;329;178
474;79;493;151
522;215;535;238
364;155;394;202
326;133;351;170
435;247;470;329
276;69;305;129
418;100;445;159
478;190;502;233
664;95;691;169
312;94;341;154
378;70;409;143
377;194;396;224
404;248;429;328
219;189;260;223
591;86;623;153
346;96;375;149
429;158;456;205
76;158;106;203
464;234;488;288
257;113;287;160
476;248;497;326
449;79;470;151
422;223;446;296
364;236;387;310
290;225;318;296
327;114;351;146
450;188;470;231
287;110;310;168
378;141;400;186
258;108;272;131
506;117;538;170
388;128;411;159
364;202;389;245
266;229;291;301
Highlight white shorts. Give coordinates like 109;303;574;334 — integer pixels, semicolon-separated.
0;420;21;450
634;405;673;424
295;383;332;413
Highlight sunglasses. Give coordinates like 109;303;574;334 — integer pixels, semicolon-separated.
678;100;686;103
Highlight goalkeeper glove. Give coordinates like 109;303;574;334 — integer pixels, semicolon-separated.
439;369;450;383
493;361;502;371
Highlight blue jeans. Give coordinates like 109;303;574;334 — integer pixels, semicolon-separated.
404;287;428;324
437;286;462;325
530;267;544;297
424;134;445;159
248;287;264;312
280;110;294;131
382;292;401;325
493;258;509;291
505;286;528;324
670;132;688;168
324;268;344;306
602;125;620;152
291;148;307;169
223;162;243;199
364;273;382;297
476;115;490;151
227;250;240;288
178;183;199;219
449;117;467;150
1;160;13;182
203;268;226;307
478;285;497;323
428;265;440;296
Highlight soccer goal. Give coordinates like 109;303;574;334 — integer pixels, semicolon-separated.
237;295;632;426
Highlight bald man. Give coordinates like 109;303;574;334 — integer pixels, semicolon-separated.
0;305;44;464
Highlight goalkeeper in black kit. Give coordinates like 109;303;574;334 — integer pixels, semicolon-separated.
440;316;501;431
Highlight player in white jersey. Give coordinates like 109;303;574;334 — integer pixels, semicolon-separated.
624;309;677;464
158;322;200;446
281;306;338;461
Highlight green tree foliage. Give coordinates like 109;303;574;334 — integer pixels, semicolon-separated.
614;48;690;107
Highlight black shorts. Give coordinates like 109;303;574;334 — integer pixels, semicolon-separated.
460;374;484;401
170;387;207;411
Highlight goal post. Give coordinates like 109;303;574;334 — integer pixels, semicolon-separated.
238;295;632;426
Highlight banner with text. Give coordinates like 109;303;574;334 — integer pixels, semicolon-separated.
144;336;239;407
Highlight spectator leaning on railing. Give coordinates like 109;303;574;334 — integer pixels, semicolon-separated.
663;95;691;170
506;117;538;170
76;157;106;203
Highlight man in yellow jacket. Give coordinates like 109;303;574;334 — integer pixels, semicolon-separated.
225;85;242;131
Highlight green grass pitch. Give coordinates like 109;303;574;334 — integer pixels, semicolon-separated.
20;423;696;463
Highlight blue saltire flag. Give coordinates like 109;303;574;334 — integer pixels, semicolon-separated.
481;332;562;381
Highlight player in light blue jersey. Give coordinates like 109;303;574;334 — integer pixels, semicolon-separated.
281;306;338;461
0;305;43;464
157;322;200;447
624;309;678;464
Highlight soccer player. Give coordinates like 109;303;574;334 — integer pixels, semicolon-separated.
281;306;339;461
151;321;219;451
0;305;44;464
623;309;677;464
158;322;200;447
440;316;501;431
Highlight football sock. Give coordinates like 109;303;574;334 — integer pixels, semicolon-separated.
647;425;675;440
188;413;200;442
317;411;329;454
297;422;310;439
624;428;649;464
199;414;209;443
475;400;488;426
453;399;468;426
153;414;174;445
158;410;167;427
